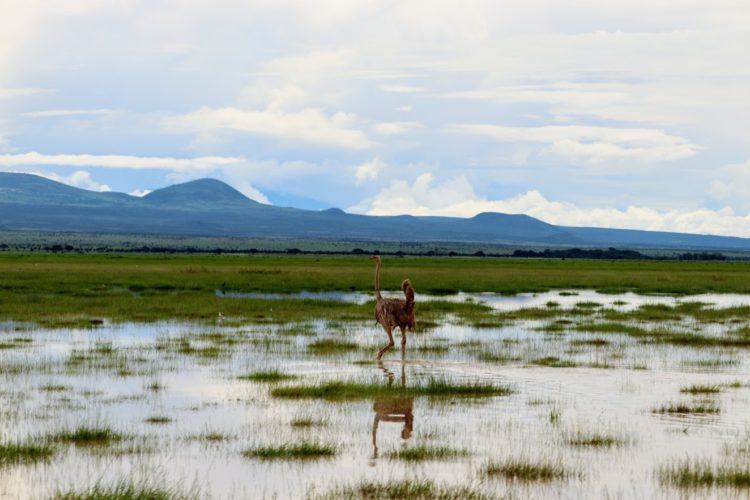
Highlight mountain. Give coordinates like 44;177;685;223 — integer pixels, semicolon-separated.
1;172;749;251
263;189;332;210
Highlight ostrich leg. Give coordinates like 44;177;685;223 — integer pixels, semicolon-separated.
377;325;395;359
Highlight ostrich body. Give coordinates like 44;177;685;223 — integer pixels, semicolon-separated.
370;255;415;359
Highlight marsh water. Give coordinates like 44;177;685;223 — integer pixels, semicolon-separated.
3;291;750;498
218;288;750;311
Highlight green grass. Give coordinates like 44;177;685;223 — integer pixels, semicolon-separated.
653;402;721;414
0;441;55;465
238;369;297;382
477;351;516;363
270;378;513;400
574;322;651;337
177;340;223;358
0;338;33;349
385;445;469;461
659;459;750;488
307;338;359;353
290;418;325;428
242;442;337;460
574;321;750;348
566;432;627;448
3;253;750;325
186;431;231;442
575;301;601;309
485;458;572;481
549;407;562;425
144;415;172;424
39;383;70;392
51;426;125;446
145;381;165;392
55;479;197;499
320;480;487;499
570;338;610;346
531;356;579;368
724;380;746;389
680;384;722;395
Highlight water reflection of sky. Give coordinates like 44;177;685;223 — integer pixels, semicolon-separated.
217;289;750;312
3;302;750;497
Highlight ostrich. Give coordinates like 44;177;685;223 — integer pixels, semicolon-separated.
369;255;415;359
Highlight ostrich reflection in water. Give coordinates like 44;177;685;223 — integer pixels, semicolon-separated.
371;361;414;459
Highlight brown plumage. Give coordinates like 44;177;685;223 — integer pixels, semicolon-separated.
370;255;415;359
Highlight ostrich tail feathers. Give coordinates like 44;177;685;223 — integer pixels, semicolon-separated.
402;279;415;313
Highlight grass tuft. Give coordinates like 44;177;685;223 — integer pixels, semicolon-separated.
271;378;513;400
0;441;55;465
566;431;627;448
238;369;297;382
385;445;469;461
55;479;196;499
680;384;722;395
186;430;231;442
659;458;750;488
242;442;336;460
144;415;172;425
39;383;70;392
51;426;124;446
290;418;325;428
532;356;578;368
485;458;572;481
308;338;358;353
322;480;487;499
653;402;720;415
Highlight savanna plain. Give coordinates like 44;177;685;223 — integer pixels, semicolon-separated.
5;254;750;498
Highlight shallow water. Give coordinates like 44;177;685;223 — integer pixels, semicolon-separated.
218;288;750;312
2;308;750;498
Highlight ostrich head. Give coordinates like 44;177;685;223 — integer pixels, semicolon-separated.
369;255;381;263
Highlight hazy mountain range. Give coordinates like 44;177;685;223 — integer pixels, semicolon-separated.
1;172;749;251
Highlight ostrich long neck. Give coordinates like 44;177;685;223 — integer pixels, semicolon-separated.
374;261;383;301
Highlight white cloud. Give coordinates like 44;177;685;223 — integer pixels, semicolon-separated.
129;188;151;197
35;170;111;192
227;179;270;204
707;158;750;213
23;109;117;117
0;0;748;224
0;152;244;172
372;121;423;136
380;84;425;93
0;88;53;99
442;81;722;127
264;49;354;79
448;124;701;164
350;173;750;237
354;156;386;185
164;106;371;150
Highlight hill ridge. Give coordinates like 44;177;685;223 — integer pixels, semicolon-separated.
0;172;748;250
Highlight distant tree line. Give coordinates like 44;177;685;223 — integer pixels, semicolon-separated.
511;247;727;261
0;241;729;260
512;247;646;259
676;252;727;261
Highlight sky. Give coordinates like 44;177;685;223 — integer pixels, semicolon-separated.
1;1;749;236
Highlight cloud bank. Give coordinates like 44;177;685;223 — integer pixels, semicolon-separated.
0;152;243;172
350;174;750;237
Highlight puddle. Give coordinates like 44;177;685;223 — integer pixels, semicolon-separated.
2;311;750;498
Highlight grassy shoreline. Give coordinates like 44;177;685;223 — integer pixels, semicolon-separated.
2;253;750;326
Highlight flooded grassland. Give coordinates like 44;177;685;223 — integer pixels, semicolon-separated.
4;291;750;498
